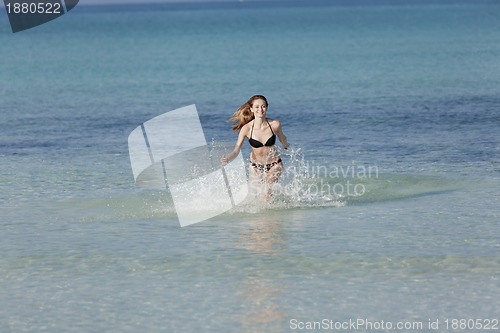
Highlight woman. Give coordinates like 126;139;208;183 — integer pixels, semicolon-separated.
221;95;290;202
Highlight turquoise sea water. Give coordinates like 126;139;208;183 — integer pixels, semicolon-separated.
1;1;499;332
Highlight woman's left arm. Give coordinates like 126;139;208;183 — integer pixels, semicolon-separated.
275;120;290;150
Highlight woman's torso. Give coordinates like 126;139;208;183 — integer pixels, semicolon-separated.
246;118;280;164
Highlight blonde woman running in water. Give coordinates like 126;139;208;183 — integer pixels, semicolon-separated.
221;95;290;202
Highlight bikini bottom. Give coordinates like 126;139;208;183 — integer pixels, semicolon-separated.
251;158;282;172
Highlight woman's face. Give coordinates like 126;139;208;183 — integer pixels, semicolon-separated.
251;99;268;118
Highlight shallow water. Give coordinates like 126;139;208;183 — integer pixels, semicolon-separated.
1;1;499;332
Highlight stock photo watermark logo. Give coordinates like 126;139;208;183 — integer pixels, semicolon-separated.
264;160;379;203
289;162;379;198
128;105;248;227
3;0;79;33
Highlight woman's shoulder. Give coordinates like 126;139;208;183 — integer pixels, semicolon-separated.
266;118;280;129
240;121;253;134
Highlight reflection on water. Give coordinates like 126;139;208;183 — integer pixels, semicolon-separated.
239;278;286;333
236;215;286;255
235;214;288;332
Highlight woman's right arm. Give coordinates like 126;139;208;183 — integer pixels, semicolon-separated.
221;127;247;164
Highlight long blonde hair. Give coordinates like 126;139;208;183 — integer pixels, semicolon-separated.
229;95;268;132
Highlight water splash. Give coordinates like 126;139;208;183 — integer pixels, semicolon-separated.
230;146;346;214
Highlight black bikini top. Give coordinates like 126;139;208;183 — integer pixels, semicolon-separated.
248;119;276;148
